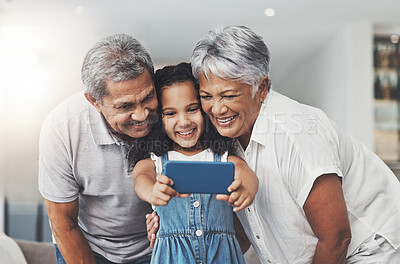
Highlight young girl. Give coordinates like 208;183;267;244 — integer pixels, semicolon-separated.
131;63;258;264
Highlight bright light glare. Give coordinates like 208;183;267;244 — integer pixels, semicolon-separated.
0;52;49;103
0;26;51;121
390;34;399;44
75;6;85;15
264;8;276;17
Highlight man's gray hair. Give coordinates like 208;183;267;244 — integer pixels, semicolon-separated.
191;25;271;95
81;34;154;103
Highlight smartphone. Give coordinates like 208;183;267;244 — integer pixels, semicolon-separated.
164;161;235;194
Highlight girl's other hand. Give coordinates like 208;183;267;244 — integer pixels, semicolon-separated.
216;178;255;212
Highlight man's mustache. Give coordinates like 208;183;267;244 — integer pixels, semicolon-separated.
123;111;159;126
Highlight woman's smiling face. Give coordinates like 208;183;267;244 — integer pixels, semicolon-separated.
199;72;267;148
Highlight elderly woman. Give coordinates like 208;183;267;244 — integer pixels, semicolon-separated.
148;25;400;264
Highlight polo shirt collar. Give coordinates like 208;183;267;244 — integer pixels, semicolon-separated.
87;102;117;145
248;90;275;147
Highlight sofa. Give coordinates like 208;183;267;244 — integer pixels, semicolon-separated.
16;239;57;264
0;232;56;264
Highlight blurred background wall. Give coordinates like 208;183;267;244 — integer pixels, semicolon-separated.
1;0;400;262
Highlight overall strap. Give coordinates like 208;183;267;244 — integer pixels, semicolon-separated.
213;152;221;162
161;152;169;174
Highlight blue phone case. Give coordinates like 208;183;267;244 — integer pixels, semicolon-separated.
164;161;235;194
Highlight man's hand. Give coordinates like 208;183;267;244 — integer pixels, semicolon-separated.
145;211;159;248
216;178;255;212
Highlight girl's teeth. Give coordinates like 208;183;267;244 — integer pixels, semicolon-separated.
178;129;194;135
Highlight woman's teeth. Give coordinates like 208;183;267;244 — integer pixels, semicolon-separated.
218;115;236;123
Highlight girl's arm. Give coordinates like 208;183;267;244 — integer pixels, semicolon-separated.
233;212;251;253
216;155;258;211
133;158;179;206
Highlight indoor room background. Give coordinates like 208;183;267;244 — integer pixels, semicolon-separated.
1;0;400;262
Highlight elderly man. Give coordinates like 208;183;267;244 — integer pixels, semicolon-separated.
39;34;157;264
148;25;400;264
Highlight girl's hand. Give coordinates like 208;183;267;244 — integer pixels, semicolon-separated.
216;178;255;212
150;174;190;206
150;174;177;206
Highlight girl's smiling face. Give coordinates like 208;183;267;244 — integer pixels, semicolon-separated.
161;81;205;151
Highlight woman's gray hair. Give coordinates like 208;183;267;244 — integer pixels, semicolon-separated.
81;34;154;103
191;25;271;96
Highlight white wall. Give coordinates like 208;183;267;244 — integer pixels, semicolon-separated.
0;189;4;233
274;22;374;150
0;85;4;232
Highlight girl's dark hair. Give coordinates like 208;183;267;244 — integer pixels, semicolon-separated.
128;62;236;164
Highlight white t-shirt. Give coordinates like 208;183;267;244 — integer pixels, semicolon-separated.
151;149;228;174
38;91;152;263
236;90;400;264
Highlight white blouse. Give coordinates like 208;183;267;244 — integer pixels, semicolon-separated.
236;90;400;264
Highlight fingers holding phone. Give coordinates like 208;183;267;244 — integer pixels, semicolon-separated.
225;178;255;212
151;174;178;206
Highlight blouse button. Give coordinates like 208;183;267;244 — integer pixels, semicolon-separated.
256;235;260;239
195;229;203;237
247;208;251;212
193;201;200;208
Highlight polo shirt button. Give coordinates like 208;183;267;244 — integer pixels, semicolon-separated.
195;229;203;237
247;208;251;212
267;260;271;263
193;201;200;208
256;235;260;239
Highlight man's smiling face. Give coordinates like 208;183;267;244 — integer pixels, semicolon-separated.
89;69;158;140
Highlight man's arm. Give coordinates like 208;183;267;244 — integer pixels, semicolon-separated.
45;199;96;264
303;174;352;264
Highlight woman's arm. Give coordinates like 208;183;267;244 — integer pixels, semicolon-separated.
233;212;251;253
217;155;258;211
303;174;352;264
133;158;179;206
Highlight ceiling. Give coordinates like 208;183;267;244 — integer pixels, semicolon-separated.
1;0;400;72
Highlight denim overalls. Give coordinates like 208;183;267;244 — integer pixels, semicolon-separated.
150;151;245;264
